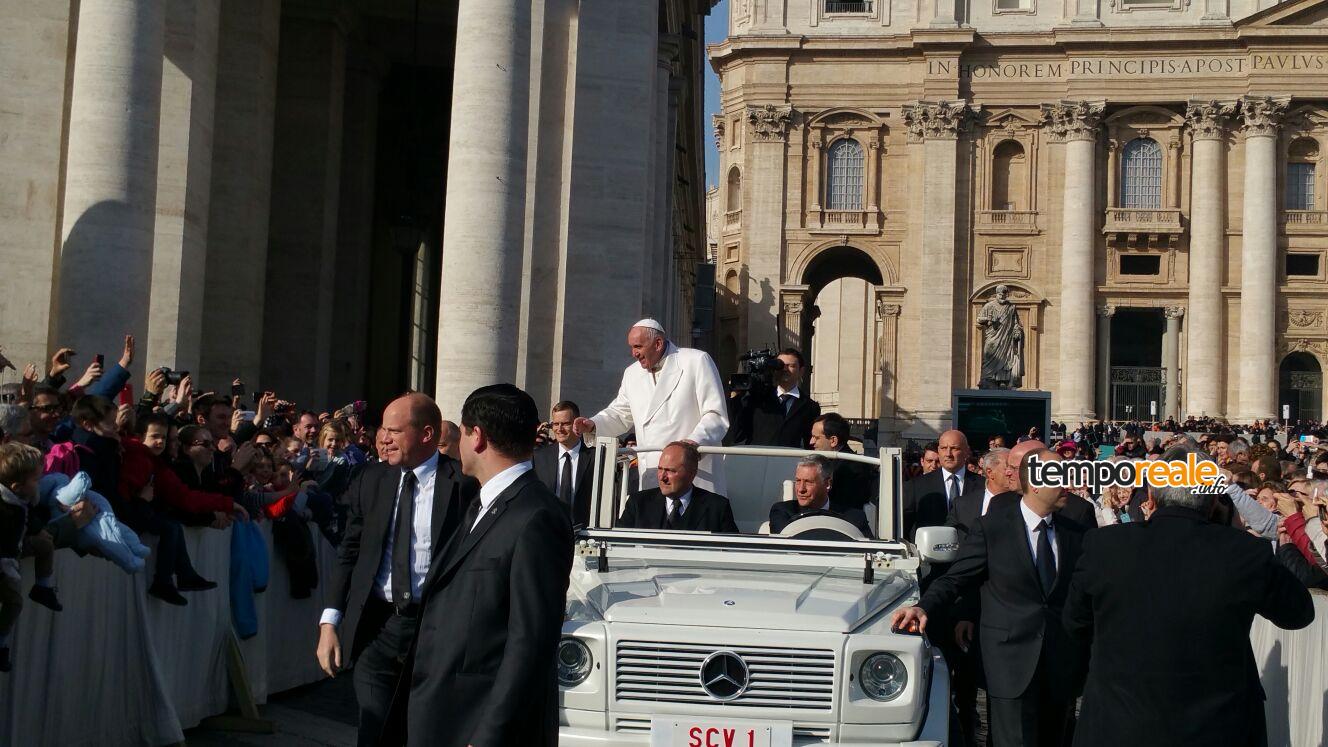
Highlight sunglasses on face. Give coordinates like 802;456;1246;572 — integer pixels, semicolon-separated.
191;440;215;448
32;404;61;413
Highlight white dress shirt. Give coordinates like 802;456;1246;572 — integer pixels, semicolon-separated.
321;452;439;627
776;385;801;414
666;489;693;519
556;443;583;494
474;461;533;530
981;488;996;517
1019;499;1059;568
941;466;968;509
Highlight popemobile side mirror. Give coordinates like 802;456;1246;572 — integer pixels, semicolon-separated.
914;526;960;565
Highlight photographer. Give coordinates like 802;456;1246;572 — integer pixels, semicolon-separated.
725;348;820;448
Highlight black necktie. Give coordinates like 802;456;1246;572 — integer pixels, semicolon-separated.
461;495;483;535
560;452;574;509
948;474;960;510
1034;519;1056;595
391;471;418;606
666;497;681;529
779;393;792;416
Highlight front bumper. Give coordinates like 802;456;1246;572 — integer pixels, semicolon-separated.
558;728;942;747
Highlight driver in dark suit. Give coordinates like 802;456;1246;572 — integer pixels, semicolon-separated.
617;441;738;533
768;455;873;538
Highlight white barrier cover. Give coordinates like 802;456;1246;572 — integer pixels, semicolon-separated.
0;523;334;746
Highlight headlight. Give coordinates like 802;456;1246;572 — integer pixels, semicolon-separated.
859;652;907;701
557;637;593;687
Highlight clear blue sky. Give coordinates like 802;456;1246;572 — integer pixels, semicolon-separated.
704;0;729;188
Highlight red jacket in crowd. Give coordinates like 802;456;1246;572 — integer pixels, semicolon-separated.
119;439;233;515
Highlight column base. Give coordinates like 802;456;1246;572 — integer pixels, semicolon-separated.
1053;408;1098;426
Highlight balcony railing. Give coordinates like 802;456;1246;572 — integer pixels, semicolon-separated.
822;209;869;228
976;210;1038;231
1283;210;1328;232
825;0;873;12
724;209;741;229
1104;208;1183;233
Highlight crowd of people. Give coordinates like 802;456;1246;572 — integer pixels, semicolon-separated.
3;322;1327;747
0;335;384;673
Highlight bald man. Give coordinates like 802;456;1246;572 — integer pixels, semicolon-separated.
894;449;1090;747
988;439;1098;529
902;429;985;542
317;393;478;745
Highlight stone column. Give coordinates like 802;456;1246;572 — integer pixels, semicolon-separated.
876;299;902;441
1096;305;1114;421
779;292;805;351
58;0;166;380
1043;101;1104;423
903;101;969;436
808;136;823;222
1237;96;1290;421
148;0;219;374
435;0;532;415
1184;100;1235;418
744;104;793;350
1163;306;1185;419
199;0;281;389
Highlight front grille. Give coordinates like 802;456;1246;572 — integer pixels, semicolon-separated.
615;716;652;733
615;640;836;710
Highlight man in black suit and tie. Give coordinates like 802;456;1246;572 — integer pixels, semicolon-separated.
809;412;878;511
1064;443;1314;747
729;348;821;448
617;441;738;532
315;392;476;746
985;439;1098;530
893;449;1090;747
532;400;593;527
945;445;1015;747
402;384;573;747
768;455;873;537
903;429;985;542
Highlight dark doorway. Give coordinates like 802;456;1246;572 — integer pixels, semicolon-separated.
1279;352;1323;424
1109;308;1165;420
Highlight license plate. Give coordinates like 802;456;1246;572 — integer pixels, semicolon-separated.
650;717;793;747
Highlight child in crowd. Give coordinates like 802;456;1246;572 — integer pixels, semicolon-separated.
0;442;62;672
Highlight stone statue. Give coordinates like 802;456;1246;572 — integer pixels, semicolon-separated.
976;285;1024;389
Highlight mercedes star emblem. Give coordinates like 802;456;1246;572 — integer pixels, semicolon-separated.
699;650;750;701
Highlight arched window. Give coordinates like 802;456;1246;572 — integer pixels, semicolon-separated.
991;140;1026;211
726;166;742;212
1120;138;1163;209
826;139;865;210
1286;137;1318;211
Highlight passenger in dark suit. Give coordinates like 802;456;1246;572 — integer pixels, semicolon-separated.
808;412;878;510
617;441;738;533
532;400;594;527
728;348;821;448
903;430;985;541
316;393;476;747
401;384;573;747
768;455;874;538
894;449;1090;747
1064;443;1314;747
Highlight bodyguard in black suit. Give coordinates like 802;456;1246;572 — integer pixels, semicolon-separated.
402;384;573;747
532;400;594;527
316;393;476;747
894;449;1090;747
617;441;738;533
767;456;874;537
808;412;879;511
727;348;821;448
1064;444;1314;747
902;430;985;541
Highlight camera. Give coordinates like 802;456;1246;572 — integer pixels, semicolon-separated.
726;349;784;394
157;367;188;386
275;401;294;415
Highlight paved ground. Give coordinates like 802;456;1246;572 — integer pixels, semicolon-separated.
183;676;358;746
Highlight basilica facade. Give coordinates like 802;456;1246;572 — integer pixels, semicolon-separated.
710;0;1328;440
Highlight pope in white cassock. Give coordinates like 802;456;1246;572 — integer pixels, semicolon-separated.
573;319;730;494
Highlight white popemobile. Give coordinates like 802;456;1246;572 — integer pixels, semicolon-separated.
558;438;959;747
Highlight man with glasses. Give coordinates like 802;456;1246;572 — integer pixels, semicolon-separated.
25;385;64;451
533;401;593;527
